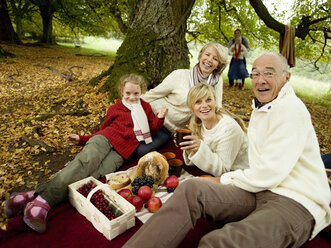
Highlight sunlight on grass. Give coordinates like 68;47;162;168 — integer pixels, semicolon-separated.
58;42;116;57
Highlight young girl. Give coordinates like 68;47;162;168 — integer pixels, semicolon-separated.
227;37;249;89
179;83;248;176
5;73;168;233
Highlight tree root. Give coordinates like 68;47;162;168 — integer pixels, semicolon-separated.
88;68;112;86
35;109;91;121
21;136;56;153
45;65;83;81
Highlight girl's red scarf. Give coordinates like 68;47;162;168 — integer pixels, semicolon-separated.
234;43;241;62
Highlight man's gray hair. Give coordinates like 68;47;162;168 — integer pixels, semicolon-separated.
264;52;289;72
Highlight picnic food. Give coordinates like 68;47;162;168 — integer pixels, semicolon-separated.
165;175;179;193
138;186;153;201
76;182;120;220
129;196;143;212
131;174;154;195
117;188;132;201
147;196;162;213
107;173;131;190
135;151;169;186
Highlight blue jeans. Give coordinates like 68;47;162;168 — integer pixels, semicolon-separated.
132;127;172;159
322;153;331;169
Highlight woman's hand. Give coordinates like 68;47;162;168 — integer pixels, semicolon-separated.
157;106;168;119
180;135;201;153
67;134;79;145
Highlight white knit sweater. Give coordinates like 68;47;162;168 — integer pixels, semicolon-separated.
183;115;248;176
221;82;331;238
142;69;223;133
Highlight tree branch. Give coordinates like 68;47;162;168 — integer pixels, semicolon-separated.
46;65;83;81
249;0;330;41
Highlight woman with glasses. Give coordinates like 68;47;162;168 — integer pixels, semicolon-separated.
227;37;249;89
141;43;228;150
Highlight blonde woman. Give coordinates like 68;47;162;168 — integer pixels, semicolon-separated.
180;83;248;176
142;43;228;147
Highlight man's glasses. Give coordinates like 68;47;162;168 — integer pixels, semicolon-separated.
249;71;276;79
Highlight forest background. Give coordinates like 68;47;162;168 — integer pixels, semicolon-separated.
0;0;330;230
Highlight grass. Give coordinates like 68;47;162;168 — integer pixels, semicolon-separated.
58;42;116;57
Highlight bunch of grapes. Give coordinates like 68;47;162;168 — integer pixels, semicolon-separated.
77;182;117;221
131;174;154;195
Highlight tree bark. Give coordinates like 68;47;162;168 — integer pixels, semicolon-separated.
0;0;20;44
39;3;55;44
89;0;196;100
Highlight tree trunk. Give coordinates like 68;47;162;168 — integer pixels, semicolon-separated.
14;15;24;40
89;0;196;101
39;4;55;44
0;0;20;44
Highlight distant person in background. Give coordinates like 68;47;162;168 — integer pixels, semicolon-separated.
228;29;250;87
228;36;249;89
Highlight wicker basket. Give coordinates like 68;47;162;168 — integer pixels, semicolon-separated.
68;176;136;240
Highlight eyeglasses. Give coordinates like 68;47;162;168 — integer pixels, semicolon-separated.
249;71;276;79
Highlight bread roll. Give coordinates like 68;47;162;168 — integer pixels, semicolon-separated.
107;173;131;190
136;151;169;185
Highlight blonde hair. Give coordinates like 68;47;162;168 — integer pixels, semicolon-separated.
198;43;228;75
117;73;147;95
187;83;247;139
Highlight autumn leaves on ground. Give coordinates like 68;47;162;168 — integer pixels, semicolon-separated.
0;44;330;230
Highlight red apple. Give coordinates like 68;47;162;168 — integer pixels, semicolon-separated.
117;188;132;201
138;185;153;201
147;196;162;213
129;195;143;212
165;175;179;189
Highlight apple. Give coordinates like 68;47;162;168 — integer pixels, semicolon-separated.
147;196;162;213
117;188;132;201
165;175;179;192
138;185;153;201
129;195;143;212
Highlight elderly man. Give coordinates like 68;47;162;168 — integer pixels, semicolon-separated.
123;53;331;248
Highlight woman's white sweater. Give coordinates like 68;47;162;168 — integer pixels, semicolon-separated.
183;115;249;176
221;82;331;238
142;69;223;133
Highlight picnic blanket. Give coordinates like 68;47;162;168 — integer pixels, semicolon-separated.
0;141;330;248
